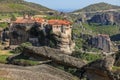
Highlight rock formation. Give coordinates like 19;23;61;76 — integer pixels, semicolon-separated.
79;56;119;80
7;46;86;68
9;17;75;54
0;63;79;80
7;46;120;80
88;12;120;25
54;32;75;54
91;34;114;53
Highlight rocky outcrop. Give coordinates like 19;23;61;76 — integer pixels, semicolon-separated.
7;46;120;80
9;18;75;54
91;34;114;53
78;33;115;52
88;12;120;25
80;56;116;80
7;46;86;68
114;52;120;67
23;46;86;68
56;33;75;54
0;63;79;80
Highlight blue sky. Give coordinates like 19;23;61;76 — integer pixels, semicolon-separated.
25;0;120;12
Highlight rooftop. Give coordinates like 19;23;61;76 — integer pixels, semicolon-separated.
48;19;71;25
13;17;71;25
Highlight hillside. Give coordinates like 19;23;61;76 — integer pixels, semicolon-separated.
74;2;120;13
0;0;53;13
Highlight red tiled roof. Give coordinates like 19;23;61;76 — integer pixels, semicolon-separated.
13;17;71;25
48;19;71;25
33;18;45;23
14;17;45;24
13;18;35;24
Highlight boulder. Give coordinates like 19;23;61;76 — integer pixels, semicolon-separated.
0;63;79;80
80;56;115;80
91;34;115;53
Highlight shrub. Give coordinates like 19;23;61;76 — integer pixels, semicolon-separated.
72;51;102;62
14;42;32;54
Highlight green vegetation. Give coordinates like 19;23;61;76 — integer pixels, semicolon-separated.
112;66;120;71
74;2;120;12
82;23;120;36
10;14;16;21
0;50;14;64
0;55;8;63
44;16;63;20
74;38;83;50
14;42;32;54
0;0;52;13
72;22;120;51
0;77;11;80
0;13;21;19
73;22;120;36
72;51;102;62
0;23;8;28
14;59;39;66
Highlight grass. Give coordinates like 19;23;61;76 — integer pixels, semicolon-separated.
0;49;39;66
75;2;120;12
14;59;40;66
0;13;21;19
0;1;51;13
82;23;120;36
112;66;120;71
73;23;120;36
0;50;14;64
0;77;11;80
0;23;8;28
0;55;8;63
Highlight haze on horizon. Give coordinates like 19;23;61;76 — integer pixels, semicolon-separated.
25;0;120;12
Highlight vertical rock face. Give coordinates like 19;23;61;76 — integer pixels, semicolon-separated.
9;25;30;45
92;34;113;52
57;33;75;54
83;56;115;80
88;12;120;25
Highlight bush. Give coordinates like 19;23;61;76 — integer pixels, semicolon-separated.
14;42;32;54
72;51;102;62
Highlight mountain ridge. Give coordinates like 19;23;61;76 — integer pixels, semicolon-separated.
73;2;120;13
0;0;54;13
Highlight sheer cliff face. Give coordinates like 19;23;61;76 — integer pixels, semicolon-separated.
88;12;120;25
91;34;114;53
56;33;75;54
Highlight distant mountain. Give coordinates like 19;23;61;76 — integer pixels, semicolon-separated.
70;2;120;25
0;0;54;13
73;2;120;13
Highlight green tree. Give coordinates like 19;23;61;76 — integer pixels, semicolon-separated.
10;14;16;21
